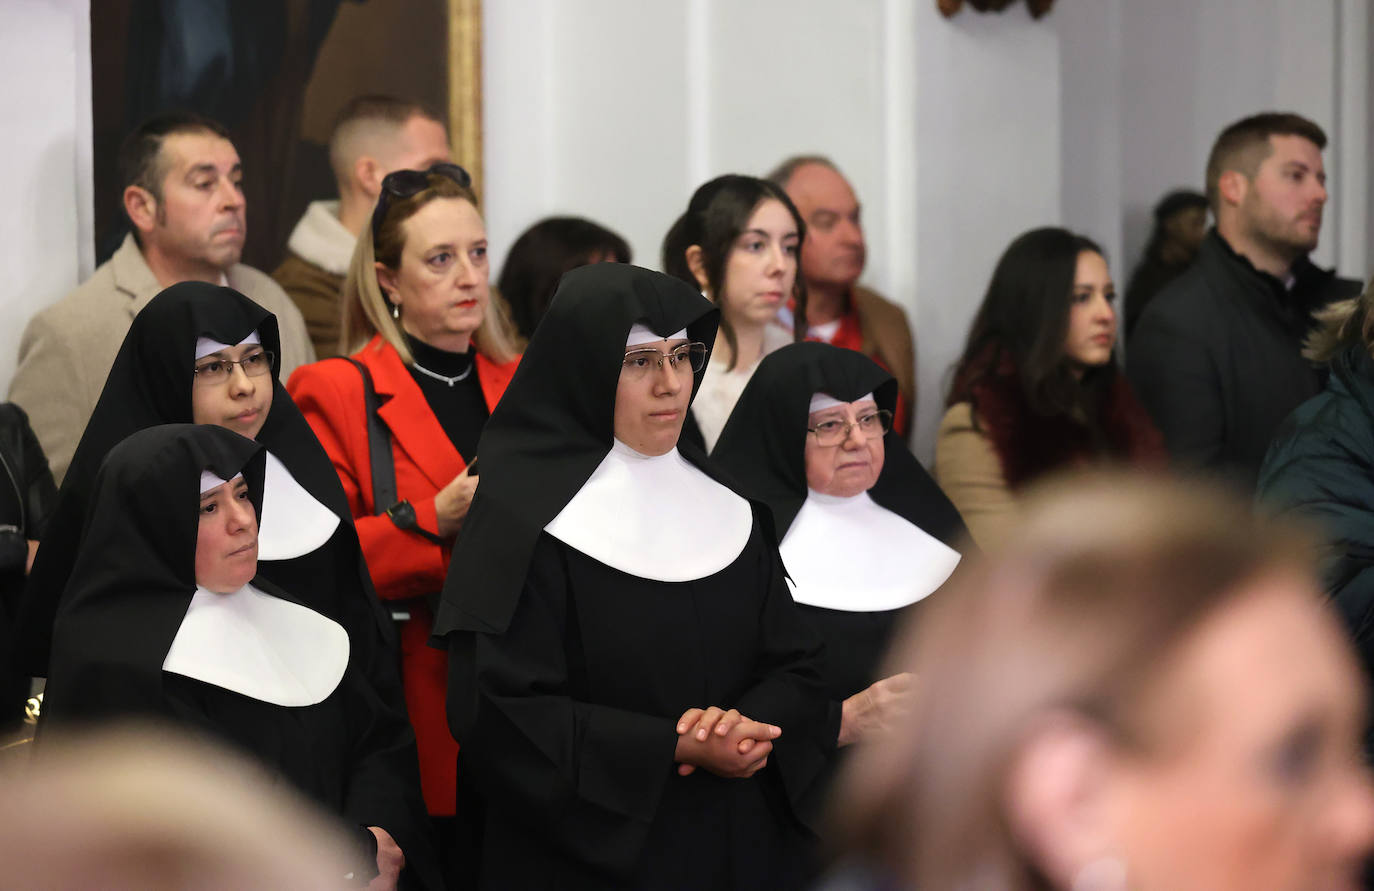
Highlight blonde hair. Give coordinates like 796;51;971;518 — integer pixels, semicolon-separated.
339;171;520;364
1303;282;1374;364
831;472;1318;890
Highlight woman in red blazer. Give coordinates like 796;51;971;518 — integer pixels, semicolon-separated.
288;164;520;875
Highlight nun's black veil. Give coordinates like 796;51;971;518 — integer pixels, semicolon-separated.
44;424;265;724
711;341;971;548
431;263;722;638
19;282;394;678
43;423;440;889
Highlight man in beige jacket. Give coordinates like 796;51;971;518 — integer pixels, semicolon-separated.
9;113;314;483
768;156;916;435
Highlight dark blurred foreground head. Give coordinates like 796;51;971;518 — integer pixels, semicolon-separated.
831;472;1374;891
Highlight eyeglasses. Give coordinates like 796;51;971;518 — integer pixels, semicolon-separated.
192;350;274;385
807;409;892;447
621;343;708;380
371;163;473;241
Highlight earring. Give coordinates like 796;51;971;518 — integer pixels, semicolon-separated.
390;301;400;320
701;289;711;301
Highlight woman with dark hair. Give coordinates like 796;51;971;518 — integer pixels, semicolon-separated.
43;424;430;889
497;215;631;343
712;342;969;765
1123;189;1208;335
288;163;520;871
433;263;834;889
662;174;804;451
935;227;1163;548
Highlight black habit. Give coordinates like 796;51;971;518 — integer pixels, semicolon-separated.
433;264;835;889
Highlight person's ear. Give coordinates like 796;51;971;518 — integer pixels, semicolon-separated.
1003;711;1120;889
1217;169;1248;209
685;245;710;294
123;185;158;234
355;156;384;201
375;261;399;306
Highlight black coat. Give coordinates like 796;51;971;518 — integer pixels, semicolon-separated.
1127;229;1361;489
1258;345;1374;680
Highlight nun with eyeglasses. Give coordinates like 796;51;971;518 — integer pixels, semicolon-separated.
433;263;835;889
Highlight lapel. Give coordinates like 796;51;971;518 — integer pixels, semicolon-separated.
363;337;466;490
109;233;166;318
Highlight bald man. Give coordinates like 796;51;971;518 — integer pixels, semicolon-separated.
273;96;452;357
768;156;916;435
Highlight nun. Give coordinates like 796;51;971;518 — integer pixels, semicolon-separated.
44;424;417;889
15;283;438;884
432;264;835;889
712;342;970;748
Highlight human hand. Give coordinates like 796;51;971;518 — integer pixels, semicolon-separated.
838;672;915;747
673;707;780;778
366;826;404;890
434;465;479;538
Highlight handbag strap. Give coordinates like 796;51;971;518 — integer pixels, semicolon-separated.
340;358;397;516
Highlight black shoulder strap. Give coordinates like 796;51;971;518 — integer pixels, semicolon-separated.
341;358;397;515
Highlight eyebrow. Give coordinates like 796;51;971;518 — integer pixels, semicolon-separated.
741;228;799;239
184;163;242;180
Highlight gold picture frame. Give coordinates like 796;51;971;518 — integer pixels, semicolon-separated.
449;0;484;201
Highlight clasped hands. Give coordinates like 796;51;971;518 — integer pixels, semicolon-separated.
672;706;780;779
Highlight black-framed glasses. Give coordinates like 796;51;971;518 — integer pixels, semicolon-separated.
621;343;708;379
370;162;473;240
192;350;275;385
807;409;892;447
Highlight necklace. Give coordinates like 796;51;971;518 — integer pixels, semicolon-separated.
410;360;473;387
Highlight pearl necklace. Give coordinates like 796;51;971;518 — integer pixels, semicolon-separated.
410;360;473;387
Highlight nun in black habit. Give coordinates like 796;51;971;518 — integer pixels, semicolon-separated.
712;342;970;748
16;283;437;885
44;424;419;888
433;263;836;889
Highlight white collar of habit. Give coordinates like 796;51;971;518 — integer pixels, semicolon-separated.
544;438;753;581
162;582;349;706
780;490;961;612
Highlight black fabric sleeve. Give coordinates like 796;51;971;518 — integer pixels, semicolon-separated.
732;539;839;831
340;669;443;891
447;535;681;880
14;405;58;541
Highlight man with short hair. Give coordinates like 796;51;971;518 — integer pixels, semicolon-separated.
768;156;916;435
1128;112;1360;488
9;112;314;484
273;96;451;358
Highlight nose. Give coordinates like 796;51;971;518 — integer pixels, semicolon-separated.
653;357;684;395
227;362;255;396
219;177;245;211
838;216;864;247
842;417;869;448
225;494;256;534
1095;293;1116;323
455;255;482;288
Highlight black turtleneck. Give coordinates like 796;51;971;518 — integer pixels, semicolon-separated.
404;335;489;464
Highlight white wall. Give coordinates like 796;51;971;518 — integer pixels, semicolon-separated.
909;2;1062;461
0;1;93;395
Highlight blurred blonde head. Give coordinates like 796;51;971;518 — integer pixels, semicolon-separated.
1304;280;1374;364
0;724;358;890
340;169;518;364
832;472;1374;891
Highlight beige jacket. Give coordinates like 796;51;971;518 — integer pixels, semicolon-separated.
8;234;315;483
933;402;1019;550
852;285;916;411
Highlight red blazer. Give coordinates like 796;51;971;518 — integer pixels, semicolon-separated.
288;334;519;815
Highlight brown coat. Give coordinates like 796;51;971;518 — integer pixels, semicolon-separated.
852;284;916;411
273;250;345;359
7;234;315;483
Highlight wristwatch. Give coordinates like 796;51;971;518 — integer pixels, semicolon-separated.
385;499;446;545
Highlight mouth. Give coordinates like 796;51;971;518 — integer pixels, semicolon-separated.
648;410;681;421
232;409;260;424
228;543;256;558
1091;333;1115;346
759;291;784;302
455;299;479;309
